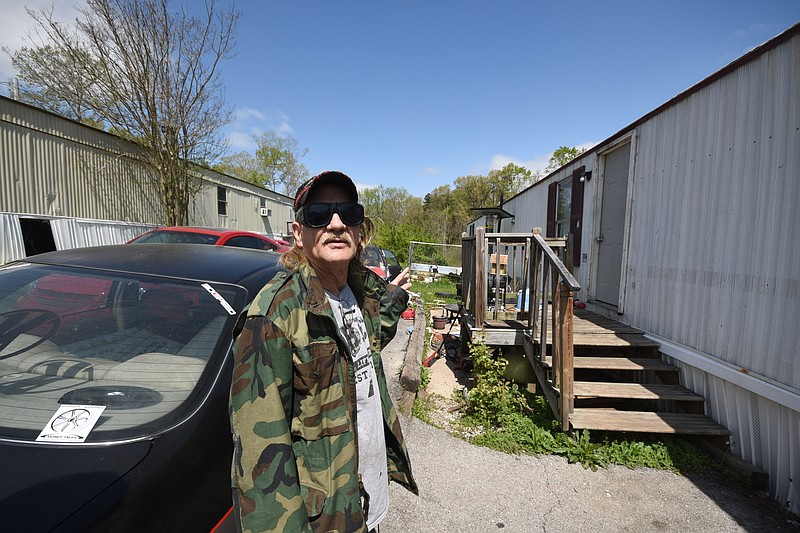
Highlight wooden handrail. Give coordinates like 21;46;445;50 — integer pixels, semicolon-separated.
528;228;579;430
461;227;578;430
532;233;580;291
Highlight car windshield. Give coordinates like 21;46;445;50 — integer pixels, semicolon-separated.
362;245;383;267
0;262;245;443
383;249;400;267
132;230;219;245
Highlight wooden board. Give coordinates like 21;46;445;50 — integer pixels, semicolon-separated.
570;409;731;435
570;357;678;372
573;382;705;401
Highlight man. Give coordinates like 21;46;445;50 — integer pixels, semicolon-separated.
230;170;417;533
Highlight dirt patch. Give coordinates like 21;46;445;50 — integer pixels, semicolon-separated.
419;329;473;429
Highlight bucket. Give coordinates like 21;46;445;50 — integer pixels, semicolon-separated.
516;290;530;311
432;316;448;329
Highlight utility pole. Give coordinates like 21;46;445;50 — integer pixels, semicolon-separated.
1;78;19;100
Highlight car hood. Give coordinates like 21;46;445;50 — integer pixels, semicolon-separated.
0;439;151;531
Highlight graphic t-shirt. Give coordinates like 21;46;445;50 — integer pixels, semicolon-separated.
325;285;389;530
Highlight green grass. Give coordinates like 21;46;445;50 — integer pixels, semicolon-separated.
410;275;459;316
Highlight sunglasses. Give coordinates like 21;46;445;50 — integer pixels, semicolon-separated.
299;202;365;228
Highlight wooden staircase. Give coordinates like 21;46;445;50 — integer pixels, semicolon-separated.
460;228;729;441
534;309;730;440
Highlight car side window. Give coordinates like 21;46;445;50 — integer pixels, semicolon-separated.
225;236;259;249
257;239;276;251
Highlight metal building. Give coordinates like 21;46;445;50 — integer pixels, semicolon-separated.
0;96;293;264
470;22;800;514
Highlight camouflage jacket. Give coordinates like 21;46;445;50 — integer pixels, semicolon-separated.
230;262;417;533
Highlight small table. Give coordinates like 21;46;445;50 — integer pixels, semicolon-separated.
443;303;461;323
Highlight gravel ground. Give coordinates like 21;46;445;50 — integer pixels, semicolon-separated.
379;318;799;533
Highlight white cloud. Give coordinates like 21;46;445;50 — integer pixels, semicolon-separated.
225;107;297;152
423;166;438;175
233;107;267;122
227;130;257;151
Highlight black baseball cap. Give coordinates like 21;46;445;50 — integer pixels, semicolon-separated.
294;171;358;211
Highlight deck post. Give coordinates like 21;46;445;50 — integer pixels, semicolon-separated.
558;281;574;431
475;226;486;326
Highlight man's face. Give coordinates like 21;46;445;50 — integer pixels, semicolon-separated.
293;182;361;272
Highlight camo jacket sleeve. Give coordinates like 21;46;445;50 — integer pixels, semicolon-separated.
230;312;312;533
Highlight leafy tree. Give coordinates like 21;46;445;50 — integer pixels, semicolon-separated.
545;146;586;174
361;185;428;261
6;44;100;124
253;131;309;195
213;132;309;195
7;0;240;225
487;163;531;198
214;151;263;185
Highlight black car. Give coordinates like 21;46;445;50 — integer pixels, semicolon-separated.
0;244;281;532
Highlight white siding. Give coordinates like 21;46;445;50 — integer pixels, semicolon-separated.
671;356;799;516
623;34;800;391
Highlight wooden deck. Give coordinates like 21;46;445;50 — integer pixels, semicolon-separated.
461;308;662;349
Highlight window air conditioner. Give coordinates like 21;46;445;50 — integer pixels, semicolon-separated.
259;207;270;217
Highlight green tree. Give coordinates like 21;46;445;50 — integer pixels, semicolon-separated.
5;44;100;125
7;0;240;226
487;163;531;199
545;146;586;174
214;150;263;185
213;132;309;195
361;185;428;261
253;131;309;195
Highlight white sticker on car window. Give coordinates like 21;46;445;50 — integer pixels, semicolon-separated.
202;283;237;315
36;404;107;443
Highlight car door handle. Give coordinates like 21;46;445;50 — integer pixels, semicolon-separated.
596;234;604;242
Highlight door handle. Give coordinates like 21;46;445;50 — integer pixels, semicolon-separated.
596;234;604;242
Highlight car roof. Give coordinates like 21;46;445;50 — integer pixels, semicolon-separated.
18;244;282;297
148;226;258;237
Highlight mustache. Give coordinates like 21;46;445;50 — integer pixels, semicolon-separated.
322;232;354;246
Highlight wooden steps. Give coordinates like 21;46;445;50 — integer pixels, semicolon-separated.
547;356;679;372
570;409;730;435
526;308;731;439
573;382;706;402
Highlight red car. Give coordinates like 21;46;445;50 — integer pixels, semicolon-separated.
128;226;290;253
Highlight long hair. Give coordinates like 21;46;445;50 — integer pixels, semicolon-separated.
279;216;376;276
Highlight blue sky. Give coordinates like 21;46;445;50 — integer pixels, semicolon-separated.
2;1;798;198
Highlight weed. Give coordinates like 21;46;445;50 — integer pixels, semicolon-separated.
419;365;431;390
412;392;441;427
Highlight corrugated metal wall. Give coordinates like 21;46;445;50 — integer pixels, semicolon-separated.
1;100;164;223
0;213;156;264
672;357;799;516
619;35;800;514
191;168;294;238
0;213;25;264
624;34;800;391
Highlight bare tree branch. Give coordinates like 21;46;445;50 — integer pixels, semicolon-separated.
8;0;240;225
